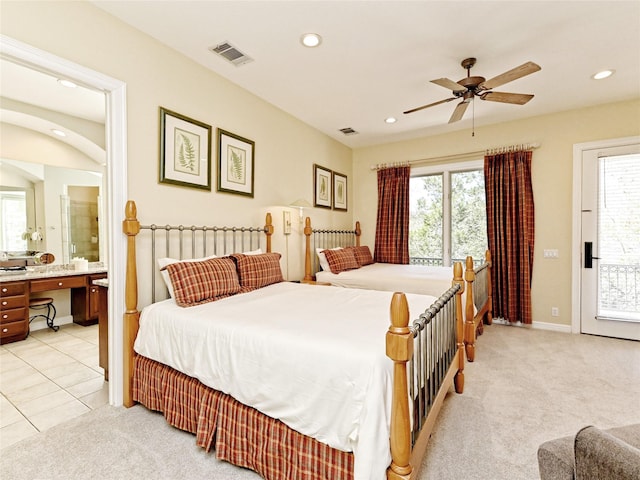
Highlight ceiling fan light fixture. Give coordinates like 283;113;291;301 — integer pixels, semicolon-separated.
592;69;615;80
301;33;322;48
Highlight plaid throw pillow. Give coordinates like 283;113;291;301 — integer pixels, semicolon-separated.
348;246;374;266
231;253;284;291
323;248;360;274
166;257;241;307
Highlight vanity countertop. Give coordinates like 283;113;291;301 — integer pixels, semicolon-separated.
0;265;107;283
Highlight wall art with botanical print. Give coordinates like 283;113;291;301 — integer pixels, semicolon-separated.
313;164;332;209
217;129;255;197
332;171;347;211
159;107;212;190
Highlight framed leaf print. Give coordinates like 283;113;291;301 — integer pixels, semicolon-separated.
333;171;347;211
217;129;255;197
314;164;332;209
159;107;212;190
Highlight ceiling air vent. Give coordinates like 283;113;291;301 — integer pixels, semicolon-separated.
339;127;359;136
209;42;253;66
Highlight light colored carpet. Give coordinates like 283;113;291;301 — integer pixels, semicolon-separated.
1;325;638;480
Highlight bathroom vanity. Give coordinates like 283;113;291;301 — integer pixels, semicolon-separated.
0;267;107;344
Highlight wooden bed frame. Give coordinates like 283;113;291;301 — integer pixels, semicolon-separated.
122;200;465;480
303;218;493;362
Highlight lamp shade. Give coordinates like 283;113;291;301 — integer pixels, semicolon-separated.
290;198;312;208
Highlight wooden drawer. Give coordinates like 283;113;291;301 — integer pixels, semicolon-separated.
30;275;86;292
0;319;29;341
1;308;27;324
1;296;27;311
0;282;27;297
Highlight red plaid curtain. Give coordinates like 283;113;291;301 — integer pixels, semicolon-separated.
374;166;410;264
484;150;535;324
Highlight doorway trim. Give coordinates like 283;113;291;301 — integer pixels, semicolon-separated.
1;34;128;406
571;135;640;335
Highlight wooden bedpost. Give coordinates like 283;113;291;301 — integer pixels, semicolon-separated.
386;292;413;480
485;250;493;325
303;217;313;282
464;256;476;362
122;200;140;407
453;262;465;393
264;213;274;253
355;221;361;247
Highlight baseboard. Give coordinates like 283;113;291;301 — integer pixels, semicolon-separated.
491;317;572;333
30;314;73;332
531;321;572;333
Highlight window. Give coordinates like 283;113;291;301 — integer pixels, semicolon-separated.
1;190;28;251
410;160;487;266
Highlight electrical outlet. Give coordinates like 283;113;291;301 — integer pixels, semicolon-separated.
551;307;559;317
544;249;559;259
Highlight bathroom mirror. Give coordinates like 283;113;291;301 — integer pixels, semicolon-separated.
0;159;105;264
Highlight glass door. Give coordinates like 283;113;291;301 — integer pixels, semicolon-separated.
581;145;640;340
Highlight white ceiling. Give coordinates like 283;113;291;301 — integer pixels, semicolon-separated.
0;58;106;164
1;2;638;152
91;0;640;148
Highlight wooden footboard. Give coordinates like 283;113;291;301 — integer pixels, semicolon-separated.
463;250;493;362
123;200;464;479
387;263;465;479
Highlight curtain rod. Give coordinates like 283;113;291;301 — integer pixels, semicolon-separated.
370;142;541;171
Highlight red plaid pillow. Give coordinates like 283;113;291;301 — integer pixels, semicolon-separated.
166;257;241;307
323;248;360;274
231;253;284;291
348;245;374;266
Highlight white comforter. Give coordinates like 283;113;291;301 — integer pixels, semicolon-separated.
316;262;455;295
134;281;437;480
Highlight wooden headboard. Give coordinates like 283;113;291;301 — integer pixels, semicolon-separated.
302;217;361;282
122;200;274;406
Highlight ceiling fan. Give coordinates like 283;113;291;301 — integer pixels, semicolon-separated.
404;57;541;123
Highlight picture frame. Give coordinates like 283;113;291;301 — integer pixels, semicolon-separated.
332;171;347;211
217;129;255;197
159;107;212;190
313;164;332;209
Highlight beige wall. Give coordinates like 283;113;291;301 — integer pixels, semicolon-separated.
3;2;639;323
352;100;640;327
1;1;352;281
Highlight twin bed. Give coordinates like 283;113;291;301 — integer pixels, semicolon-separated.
302;218;493;362
122;201;471;480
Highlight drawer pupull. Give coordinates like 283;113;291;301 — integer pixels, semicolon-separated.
58;282;63;286
2;301;7;306
2;328;7;333
2;314;7;319
1;288;7;293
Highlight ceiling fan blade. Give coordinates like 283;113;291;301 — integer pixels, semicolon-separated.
431;78;466;92
449;99;470;123
480;91;534;105
479;61;541;90
403;96;457;114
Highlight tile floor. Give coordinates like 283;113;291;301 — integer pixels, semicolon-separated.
0;323;108;449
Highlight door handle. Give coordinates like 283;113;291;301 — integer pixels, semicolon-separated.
584;242;601;269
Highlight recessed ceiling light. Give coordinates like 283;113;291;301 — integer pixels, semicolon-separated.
592;69;615;80
51;129;67;137
385;117;397;124
301;33;322;48
58;79;77;88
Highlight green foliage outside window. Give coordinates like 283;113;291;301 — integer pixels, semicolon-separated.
410;168;487;266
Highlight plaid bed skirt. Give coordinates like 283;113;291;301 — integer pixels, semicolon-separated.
133;355;354;480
